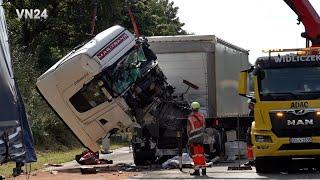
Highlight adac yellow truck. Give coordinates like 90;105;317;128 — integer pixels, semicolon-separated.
238;0;320;173
239;50;320;172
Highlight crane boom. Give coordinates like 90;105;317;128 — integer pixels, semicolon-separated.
284;0;320;47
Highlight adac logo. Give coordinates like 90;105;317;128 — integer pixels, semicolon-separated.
290;101;308;109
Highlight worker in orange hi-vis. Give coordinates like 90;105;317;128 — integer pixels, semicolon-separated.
187;102;206;176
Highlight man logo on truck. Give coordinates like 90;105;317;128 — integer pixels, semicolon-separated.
287;119;314;126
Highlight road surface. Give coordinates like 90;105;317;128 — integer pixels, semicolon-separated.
13;147;320;179
106;147;320;179
132;164;320;179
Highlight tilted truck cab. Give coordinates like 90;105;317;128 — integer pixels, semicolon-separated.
37;26;137;151
239;49;320;172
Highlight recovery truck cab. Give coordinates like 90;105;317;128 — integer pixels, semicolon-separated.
239;49;320;172
36;25;191;165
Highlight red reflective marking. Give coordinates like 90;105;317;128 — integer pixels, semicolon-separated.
96;33;129;60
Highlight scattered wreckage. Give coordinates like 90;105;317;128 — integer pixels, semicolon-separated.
37;25;251;165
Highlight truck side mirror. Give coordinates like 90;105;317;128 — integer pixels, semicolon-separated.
238;71;248;97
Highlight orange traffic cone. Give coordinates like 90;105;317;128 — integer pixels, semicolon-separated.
246;145;254;160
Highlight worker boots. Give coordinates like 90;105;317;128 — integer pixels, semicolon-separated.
190;169;200;176
202;168;207;176
190;169;207;176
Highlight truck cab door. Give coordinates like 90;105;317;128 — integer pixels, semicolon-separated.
61;78;133;143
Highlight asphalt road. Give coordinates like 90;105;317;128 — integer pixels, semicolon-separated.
103;147;320;179
43;147;320;179
131;164;320;179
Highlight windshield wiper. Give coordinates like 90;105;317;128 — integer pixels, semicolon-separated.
296;91;320;94
261;92;298;100
295;91;320;99
261;92;298;96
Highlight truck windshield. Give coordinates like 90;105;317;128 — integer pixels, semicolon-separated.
103;47;147;95
259;67;320;101
69;47;149;113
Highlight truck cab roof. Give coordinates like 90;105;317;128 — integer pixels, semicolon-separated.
38;25;136;81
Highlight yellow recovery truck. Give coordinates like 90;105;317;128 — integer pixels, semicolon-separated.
239;48;320;172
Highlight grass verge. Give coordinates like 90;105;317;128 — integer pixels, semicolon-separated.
110;141;130;150
0;148;84;178
0;142;129;178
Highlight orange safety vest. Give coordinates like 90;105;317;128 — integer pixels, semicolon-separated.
188;112;206;169
187;112;205;144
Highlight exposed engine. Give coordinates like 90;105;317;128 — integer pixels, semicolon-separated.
124;66;191;131
113;39;192;164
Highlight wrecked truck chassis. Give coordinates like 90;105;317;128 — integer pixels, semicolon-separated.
118;63;193;165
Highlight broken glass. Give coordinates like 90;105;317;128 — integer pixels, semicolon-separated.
109;47;147;94
70;47;148;112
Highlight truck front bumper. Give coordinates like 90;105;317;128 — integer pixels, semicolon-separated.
253;131;320;157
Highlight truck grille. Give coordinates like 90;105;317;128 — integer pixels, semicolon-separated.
270;109;320;137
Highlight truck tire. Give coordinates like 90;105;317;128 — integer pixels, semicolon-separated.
314;157;320;170
132;146;156;166
255;157;273;173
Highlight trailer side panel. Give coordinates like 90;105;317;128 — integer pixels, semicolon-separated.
214;39;250;117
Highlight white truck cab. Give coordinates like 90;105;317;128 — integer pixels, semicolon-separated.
37;26;145;151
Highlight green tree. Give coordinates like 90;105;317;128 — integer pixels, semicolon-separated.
131;0;187;36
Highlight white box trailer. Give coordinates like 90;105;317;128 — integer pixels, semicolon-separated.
148;35;251;118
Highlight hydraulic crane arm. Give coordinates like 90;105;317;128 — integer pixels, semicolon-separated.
284;0;320;47
125;0;140;38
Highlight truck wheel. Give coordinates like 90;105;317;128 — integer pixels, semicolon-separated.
315;157;320;170
132;146;156;166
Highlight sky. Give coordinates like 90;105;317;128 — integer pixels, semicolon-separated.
172;0;320;63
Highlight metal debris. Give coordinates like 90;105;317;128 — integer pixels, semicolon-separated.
50;170;58;175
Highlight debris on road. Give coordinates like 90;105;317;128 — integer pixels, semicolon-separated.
162;153;193;169
50;170;58;175
211;156;220;164
43;163;63;167
80;167;98;174
75;150;113;165
224;141;246;161
227;165;252;171
161;153;221;169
